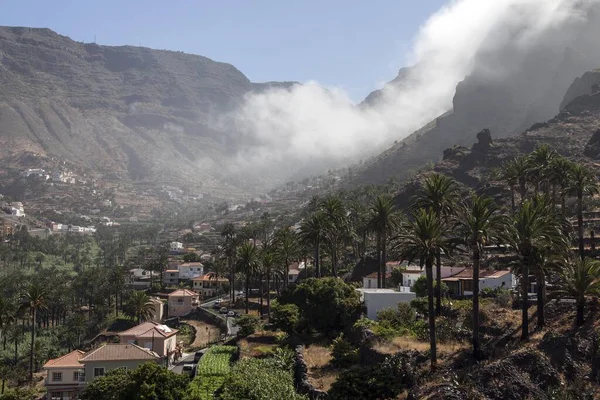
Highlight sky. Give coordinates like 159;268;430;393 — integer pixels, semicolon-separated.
0;0;447;102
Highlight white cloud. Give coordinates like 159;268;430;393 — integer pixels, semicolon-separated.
224;0;600;184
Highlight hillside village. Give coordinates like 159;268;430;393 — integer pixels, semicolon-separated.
4;6;600;399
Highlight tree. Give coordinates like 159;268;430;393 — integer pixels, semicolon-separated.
392;208;450;368
221;223;237;302
526;144;557;195
127;291;154;323
0;298;15;351
411;275;448;299
261;249;277;319
454;194;506;358
274;227;299;288
271;303;300;333
298;212;327;278
237;242;259;314
567;163;599;260
19;283;48;382
547;156;573;213
277;278;362;335
413;173;459;315
503;155;529;206
367;195;401;288
234;314;260;337
320;196;348;277
81;362;190;400
507;197;566;340
552;257;600;326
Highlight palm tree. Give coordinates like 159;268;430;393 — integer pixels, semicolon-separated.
221;223;237;302
454;194;507;358
567;163;599;260
261;249;277;320
505;155;530;206
237;242;260;314
552;257;600;326
0;297;15;351
392;208;449;368
298;212;327;278
20;283;48;382
507;197;565;340
547;157;573;213
128;291;154;323
367;195;401;288
413;173;459;315
320;196;348;277
527;144;557;195
274;227;299;287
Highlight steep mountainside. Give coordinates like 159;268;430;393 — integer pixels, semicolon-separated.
0;26;293;197
352;34;600;186
392;70;600;209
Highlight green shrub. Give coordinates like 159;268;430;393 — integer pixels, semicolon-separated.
277;277;363;335
412;275;449;298
328;353;415;400
234;314;261;337
411;320;429;342
331;334;359;368
271;303;300;334
220;358;306;400
271;347;295;371
410;297;428;316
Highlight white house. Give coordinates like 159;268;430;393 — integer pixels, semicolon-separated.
170;242;184;252
362;264;465;289
288;262;305;284
442;269;515;297
177;262;204;280
357;288;416;320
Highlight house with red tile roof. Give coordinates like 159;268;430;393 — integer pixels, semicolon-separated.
79;344;160;384
43;350;86;400
119;322;178;357
192;272;228;297
167;289;200;316
442;269;515;297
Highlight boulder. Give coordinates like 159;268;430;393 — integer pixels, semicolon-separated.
584;129;600;159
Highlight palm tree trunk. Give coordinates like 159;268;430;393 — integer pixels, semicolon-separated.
14;335;18;364
521;257;530;341
426;258;437;368
519;180;527;205
576;300;585;326
578;192;585;260
314;244;320;278
284;258;290;289
29;308;35;382
435;251;442;316
376;234;381;288
381;233;387;288
510;187;516;214
267;272;271;320
536;270;545;329
472;245;481;359
245;274;250;314
259;277;263;318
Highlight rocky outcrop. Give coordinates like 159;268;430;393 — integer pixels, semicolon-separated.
584;129;600;159
561;70;600;110
293;345;328;400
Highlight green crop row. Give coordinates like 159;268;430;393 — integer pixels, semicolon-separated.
187;346;238;400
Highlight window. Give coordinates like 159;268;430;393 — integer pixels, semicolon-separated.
52;372;62;381
177;297;183;303
463;279;473;292
73;371;85;382
93;367;105;377
51;392;62;400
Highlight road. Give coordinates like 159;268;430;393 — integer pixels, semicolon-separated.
200;296;240;337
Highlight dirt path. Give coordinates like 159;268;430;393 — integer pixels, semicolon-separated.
181;319;221;349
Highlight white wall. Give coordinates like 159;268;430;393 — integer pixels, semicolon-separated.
362;290;416;320
479;273;513;291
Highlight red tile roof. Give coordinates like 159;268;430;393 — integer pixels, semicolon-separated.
80;344;160;362
443;269;511;281
43;350;85;369
168;289;198;297
119;322;178;338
